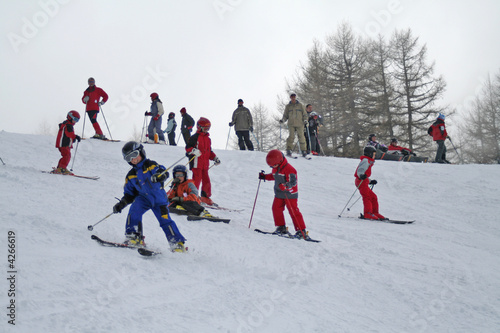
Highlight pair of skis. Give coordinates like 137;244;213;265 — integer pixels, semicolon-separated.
254;229;321;243
91;235;160;256
42;169;99;180
168;206;231;223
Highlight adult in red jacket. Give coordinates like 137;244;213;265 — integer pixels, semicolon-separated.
354;145;385;220
185;118;221;205
54;111;81;175
427;113;449;163
82;77;108;139
258;149;310;239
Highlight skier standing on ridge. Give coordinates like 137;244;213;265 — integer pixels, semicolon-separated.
258;149;311;239
53;111;81;175
164;112;177;146
82;77;108;140
427;113;450;164
145;93;166;144
354;145;386;220
229;98;254;151
112;141;187;252
185;117;221;206
280;93;309;157
180;107;195;145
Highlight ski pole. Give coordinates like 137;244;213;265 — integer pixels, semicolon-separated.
87;212;114;231
248;176;263;228
447;137;461;163
306;126;312;153
338;180;364;218
347;184;374;211
176;131;182;145
70;102;87;171
0;157;5;165
163;155;196;188
141;113;147;143
250;130;260;151
99;105;113;140
225;126;231;150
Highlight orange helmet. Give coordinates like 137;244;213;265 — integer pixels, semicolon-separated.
266;149;284;167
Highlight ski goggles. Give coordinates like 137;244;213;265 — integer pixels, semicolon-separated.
123;150;140;162
175;172;185;178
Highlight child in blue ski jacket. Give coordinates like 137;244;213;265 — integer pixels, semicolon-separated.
112;141;187;252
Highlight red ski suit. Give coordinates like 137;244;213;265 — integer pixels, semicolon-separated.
82;86;108;136
354;155;380;215
263;157;306;231
186;130;217;198
55;120;77;169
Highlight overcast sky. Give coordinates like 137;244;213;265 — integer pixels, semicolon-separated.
1;0;499;149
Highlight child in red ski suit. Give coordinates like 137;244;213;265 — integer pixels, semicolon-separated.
185;117;221;206
54;111;81;175
259;149;310;239
354;146;386;220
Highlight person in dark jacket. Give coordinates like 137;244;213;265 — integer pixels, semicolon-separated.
82;77;108;140
53;111;81;175
112;141;187;252
180;107;195;145
258;149;310;240
229;99;254;151
427;113;450;163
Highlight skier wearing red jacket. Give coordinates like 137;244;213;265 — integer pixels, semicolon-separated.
354;145;386;220
53;111;81;175
82;77;108;140
185;117;221;205
258;149;310;239
427;113;450;163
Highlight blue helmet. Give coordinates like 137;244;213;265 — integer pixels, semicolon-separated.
173;164;188;178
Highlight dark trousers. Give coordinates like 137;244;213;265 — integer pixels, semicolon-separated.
182;131;191;145
236;130;254;151
435;140;447;163
168;131;176;146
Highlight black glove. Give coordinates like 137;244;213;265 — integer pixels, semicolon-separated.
258;172;266;180
229;122;234;127
145;111;152;116
113;198;128;214
74;135;81;142
172;177;181;184
369;179;377;185
151;171;169;183
279;119;284;124
249;126;254;132
359;174;367;180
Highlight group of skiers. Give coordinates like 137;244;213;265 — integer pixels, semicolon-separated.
52;80;452;251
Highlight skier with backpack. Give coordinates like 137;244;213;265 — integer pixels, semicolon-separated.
258;149;311;239
112;141;187;252
354;145;386;220
53;111;81;175
427;113;450;164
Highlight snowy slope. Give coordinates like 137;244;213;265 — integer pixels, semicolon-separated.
0;130;499;333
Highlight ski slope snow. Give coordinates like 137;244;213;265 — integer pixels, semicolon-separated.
0;130;499;333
